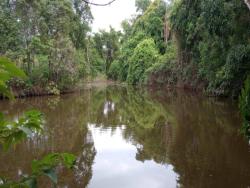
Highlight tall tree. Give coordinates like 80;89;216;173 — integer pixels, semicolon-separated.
135;0;151;13
93;27;121;74
0;0;94;90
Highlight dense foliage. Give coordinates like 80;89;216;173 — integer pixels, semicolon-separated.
101;0;250;98
0;57;26;98
0;0;104;92
101;0;249;137
93;27;121;75
169;0;250;96
107;0;168;84
127;38;159;84
1;0;249;95
167;0;250;137
239;76;250;139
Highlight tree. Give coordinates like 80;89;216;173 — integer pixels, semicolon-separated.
93;27;121;74
0;0;94;91
127;38;159;84
71;0;93;49
133;0;167;53
135;0;151;13
0;2;21;55
109;0;167;82
239;76;250;139
169;0;250;96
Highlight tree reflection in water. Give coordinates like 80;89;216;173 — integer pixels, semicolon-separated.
0;85;249;187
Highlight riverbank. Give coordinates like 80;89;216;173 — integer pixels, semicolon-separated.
0;76;232;100
0;78;118;100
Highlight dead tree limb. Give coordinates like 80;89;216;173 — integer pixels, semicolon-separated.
82;0;117;6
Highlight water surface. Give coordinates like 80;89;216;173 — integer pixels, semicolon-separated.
0;85;249;188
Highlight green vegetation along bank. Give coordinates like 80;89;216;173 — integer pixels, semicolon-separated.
2;0;249;97
104;0;250;98
94;0;250;138
0;0;105;96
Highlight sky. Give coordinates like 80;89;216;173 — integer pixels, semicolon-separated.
90;0;137;32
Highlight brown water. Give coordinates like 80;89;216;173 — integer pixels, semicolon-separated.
0;85;249;188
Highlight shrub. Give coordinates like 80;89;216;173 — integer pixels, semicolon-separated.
239;76;250;139
108;60;120;80
127;38;159;85
145;42;177;85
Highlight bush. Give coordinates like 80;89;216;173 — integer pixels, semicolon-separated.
108;60;120;80
170;0;250;96
117;31;148;81
145;42;177;85
127;38;159;85
239;76;250;139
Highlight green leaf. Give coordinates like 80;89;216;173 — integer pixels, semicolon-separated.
2;136;15;152
0;57;26;79
0;71;11;82
0;110;44;150
61;153;76;169
31;153;59;175
0;177;6;185
19;127;33;137
0;81;14;99
0;153;76;187
43;168;57;184
23;177;37;188
0;113;4;123
0;57;27;99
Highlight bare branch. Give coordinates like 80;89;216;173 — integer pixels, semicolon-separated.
82;0;117;6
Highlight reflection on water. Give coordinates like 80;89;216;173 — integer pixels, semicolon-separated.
0;85;249;188
88;124;178;188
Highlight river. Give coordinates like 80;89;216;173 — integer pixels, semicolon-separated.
0;85;249;188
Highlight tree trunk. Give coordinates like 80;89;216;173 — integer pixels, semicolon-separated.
86;38;91;76
27;51;31;75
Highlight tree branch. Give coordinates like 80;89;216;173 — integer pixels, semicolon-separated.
82;0;117;6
